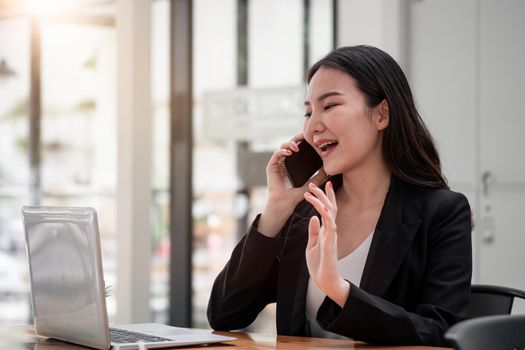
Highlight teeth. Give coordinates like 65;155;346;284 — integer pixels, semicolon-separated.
319;141;337;151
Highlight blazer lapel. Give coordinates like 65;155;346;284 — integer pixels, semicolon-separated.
359;177;421;296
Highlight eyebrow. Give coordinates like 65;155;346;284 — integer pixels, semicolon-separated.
304;91;344;106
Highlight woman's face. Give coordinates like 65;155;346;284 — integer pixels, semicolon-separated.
303;66;388;176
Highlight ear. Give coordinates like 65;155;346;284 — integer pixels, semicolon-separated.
375;99;389;131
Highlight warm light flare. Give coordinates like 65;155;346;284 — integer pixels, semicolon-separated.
18;0;77;17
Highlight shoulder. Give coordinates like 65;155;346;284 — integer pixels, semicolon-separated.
406;183;469;206
397;180;471;225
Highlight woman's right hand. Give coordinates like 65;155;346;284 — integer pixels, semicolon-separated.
257;133;327;237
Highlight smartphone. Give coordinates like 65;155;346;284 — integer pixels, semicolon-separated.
284;140;323;187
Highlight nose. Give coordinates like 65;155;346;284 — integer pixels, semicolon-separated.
303;110;325;137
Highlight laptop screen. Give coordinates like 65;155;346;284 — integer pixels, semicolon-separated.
22;206;110;350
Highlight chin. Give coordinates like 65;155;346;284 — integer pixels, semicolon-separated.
323;165;338;177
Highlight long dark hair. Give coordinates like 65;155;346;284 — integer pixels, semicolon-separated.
307;45;448;190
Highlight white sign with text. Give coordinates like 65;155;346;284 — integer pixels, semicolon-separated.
202;86;305;141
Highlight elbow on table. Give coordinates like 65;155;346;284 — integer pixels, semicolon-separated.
207;302;258;332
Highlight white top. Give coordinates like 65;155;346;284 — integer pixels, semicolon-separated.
305;231;375;339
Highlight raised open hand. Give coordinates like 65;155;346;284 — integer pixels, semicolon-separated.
304;181;349;307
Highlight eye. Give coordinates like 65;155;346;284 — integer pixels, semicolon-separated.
304;111;312;118
324;104;337;111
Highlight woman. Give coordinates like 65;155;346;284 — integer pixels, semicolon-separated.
207;45;472;346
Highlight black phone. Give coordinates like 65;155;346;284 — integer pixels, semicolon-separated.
284;140;323;187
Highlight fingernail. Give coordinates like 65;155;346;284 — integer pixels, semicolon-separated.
327;181;332;189
324;207;329;213
293;144;300;151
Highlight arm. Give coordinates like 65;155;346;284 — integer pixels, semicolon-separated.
207;214;288;331
316;192;472;346
208;134;327;330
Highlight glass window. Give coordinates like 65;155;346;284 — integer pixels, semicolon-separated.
310;0;334;64
192;0;237;329
0;2;118;324
249;0;303;87
0;17;31;325
39;16;118;318
150;0;171;324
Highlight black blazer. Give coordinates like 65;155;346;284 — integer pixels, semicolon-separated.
207;176;472;346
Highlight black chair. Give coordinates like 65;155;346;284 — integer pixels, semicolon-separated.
468;284;525;318
445;314;525;350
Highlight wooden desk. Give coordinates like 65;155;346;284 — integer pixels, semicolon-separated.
0;325;451;350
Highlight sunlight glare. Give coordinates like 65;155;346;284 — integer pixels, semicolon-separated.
19;0;76;17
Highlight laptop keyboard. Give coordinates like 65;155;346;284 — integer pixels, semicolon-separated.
109;327;172;344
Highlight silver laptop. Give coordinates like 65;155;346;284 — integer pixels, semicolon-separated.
22;206;235;350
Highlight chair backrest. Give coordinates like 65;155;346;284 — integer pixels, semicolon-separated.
445;314;525;350
468;284;525;319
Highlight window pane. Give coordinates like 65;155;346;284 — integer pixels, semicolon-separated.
0;18;30;188
150;0;171;324
0;17;31;325
40;18;118;319
310;0;334;64
192;0;237;329
249;0;303;87
40;21;116;193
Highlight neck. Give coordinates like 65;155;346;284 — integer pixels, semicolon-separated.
338;159;391;209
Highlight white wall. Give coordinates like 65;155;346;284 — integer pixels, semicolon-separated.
406;0;479;279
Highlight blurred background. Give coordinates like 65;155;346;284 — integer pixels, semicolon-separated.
0;0;523;334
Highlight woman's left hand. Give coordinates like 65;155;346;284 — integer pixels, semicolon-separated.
304;181;350;307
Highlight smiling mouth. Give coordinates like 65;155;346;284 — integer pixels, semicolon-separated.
319;141;338;152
